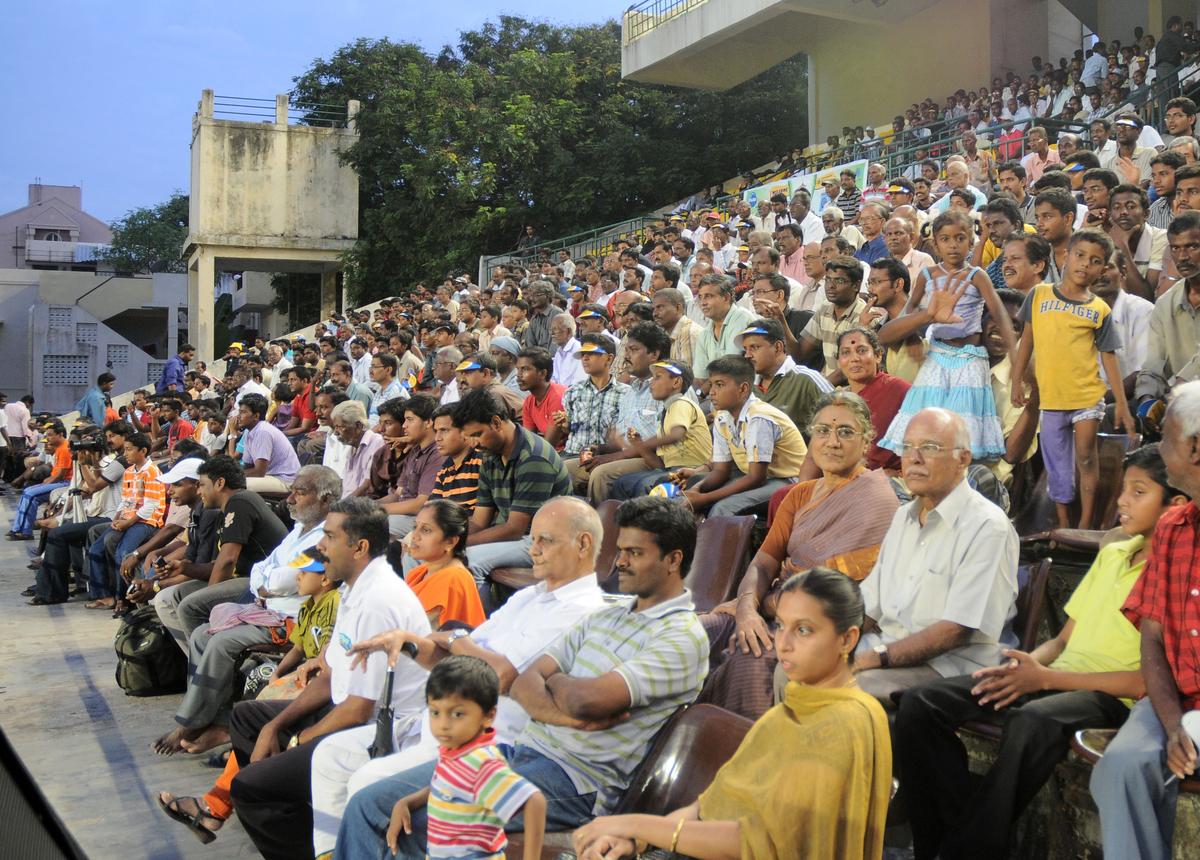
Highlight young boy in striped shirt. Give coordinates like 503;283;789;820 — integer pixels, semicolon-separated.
387;656;546;860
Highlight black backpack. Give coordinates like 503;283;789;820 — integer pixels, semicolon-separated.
113;605;187;696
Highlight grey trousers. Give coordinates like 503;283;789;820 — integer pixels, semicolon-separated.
465;536;533;612
388;514;416;540
176;622;275;729
854;664;941;710
1090;697;1180;860
155;578;251;654
156;580;206;652
684;469;793;517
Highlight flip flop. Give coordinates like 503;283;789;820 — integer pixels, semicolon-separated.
157;793;218;845
203;747;232;768
84;599;114;610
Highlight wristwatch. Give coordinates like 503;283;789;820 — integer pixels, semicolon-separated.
873;643;891;669
446;629;470;650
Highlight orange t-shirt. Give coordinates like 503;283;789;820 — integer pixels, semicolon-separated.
405;561;487;628
50;442;73;483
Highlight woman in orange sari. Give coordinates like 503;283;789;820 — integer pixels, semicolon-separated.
697;390;900;720
404;499;486;629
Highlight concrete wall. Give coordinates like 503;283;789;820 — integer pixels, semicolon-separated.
188;97;358;249
0;269;185;410
808;0;996;140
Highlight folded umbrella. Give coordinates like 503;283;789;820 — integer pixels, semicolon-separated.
368;641;419;759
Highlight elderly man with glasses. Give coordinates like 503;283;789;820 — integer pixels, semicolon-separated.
851;406;1020;707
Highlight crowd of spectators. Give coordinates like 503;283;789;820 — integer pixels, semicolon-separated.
7;19;1200;860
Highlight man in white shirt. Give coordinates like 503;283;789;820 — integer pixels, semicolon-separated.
229;498;431;860
309;496;607;856
1080;42;1109;89
853;408;1019;708
348;339;372;386
232;365;270;409
1094;252;1155;396
550;315;584;387
884;216;936;283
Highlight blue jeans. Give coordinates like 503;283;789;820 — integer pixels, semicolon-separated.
610;468;671;500
10;482;68;536
86;522;156;599
334;745;596;860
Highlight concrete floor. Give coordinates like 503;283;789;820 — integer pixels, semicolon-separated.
0;495;258;860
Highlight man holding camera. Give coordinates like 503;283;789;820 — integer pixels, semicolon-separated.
28;422;131;605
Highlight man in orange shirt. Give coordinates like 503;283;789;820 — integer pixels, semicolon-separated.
6;421;72;540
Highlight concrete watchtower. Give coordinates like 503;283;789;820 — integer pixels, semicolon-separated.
183;89;359;360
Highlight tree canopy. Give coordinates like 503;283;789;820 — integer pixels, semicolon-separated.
100;192;189;274
291;16;807;303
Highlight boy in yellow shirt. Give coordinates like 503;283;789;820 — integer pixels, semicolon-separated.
608;360;712;500
1011;229;1136;529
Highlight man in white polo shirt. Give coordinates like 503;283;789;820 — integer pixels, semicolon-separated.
309;496;608;857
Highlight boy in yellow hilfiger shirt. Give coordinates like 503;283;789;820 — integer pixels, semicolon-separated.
1011;229;1136;529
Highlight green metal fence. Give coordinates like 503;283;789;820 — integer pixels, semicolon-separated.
623;0;709;44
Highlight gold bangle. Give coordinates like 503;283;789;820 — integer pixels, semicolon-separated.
670;818;685;854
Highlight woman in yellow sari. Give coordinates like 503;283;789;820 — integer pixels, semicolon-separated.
697;391;900;719
573;568;892;860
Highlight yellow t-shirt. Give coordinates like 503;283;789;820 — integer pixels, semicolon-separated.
979;223;1037;267
1053;535;1145;705
885;339;927;385
1019;283;1120;411
656;395;713;469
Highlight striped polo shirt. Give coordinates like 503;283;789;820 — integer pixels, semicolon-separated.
516;589;708;813
428;728;537;859
430;449;483;512
119;460;167;528
476;427;571;526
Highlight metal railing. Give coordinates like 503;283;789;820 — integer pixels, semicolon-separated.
210;94;349;127
623;0;708;44
480;215;662;281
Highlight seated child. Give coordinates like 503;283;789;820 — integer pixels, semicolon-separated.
387;655;546;860
894;443;1182;860
156;556;339;844
609;360;712;500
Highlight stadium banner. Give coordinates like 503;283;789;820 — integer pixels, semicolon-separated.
741;158;867;208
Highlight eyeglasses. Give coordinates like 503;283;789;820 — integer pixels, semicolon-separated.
810;424;864;440
900;441;963;459
826;276;855;287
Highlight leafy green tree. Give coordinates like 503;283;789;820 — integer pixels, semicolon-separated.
100;192;189;274
291;17;807;302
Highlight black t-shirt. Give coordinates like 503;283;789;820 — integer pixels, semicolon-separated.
217;490;288;576
185;503;223;565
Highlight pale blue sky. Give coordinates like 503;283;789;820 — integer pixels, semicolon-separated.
0;1;608;223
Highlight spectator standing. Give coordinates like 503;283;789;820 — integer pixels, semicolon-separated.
157;344;195;394
75;373;116;427
1011;229;1135;531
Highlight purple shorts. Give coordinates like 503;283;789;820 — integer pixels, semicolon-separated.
1039;402;1105;504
